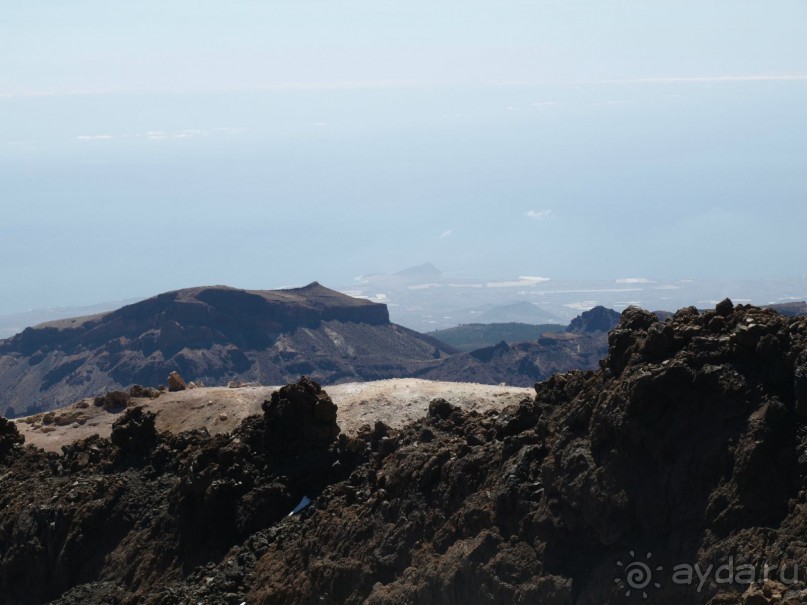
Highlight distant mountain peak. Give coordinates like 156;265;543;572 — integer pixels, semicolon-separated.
0;284;467;413
394;263;442;278
566;306;621;333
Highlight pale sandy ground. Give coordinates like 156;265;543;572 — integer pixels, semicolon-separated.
16;379;534;452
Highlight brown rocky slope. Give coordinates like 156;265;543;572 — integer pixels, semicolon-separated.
414;305;619;386
0;283;456;415
1;300;806;603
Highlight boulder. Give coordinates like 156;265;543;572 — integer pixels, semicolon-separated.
715;297;735;317
167;371;186;392
129;384;161;399
110;406;157;456
94;390;131;411
428;398;457;421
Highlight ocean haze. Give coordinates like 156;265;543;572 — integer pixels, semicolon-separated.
2;0;807;314
1;268;805;338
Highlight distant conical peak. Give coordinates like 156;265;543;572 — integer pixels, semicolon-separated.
394;263;442;277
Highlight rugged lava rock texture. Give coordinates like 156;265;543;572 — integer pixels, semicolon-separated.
0;377;361;605
1;301;807;604
244;303;807;604
0;283;455;414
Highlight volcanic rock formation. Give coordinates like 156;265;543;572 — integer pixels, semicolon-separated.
1;301;806;603
0;377;356;605
245;301;807;604
0;283;455;414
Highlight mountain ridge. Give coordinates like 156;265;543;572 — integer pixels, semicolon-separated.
0;283;453;415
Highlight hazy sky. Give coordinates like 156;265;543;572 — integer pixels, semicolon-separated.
2;0;807;314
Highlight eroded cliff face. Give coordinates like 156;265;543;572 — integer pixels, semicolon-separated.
6;283;390;353
1;301;806;604
0;284;453;414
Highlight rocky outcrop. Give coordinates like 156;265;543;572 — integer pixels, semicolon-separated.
93;390;131;411
260;376;341;456
0;377;359;605
2;303;807;604
0;416;23;458
242;302;807;604
167;371;186;392
129;384;161;399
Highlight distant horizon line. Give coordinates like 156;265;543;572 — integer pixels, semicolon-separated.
3;73;807;100
1;275;805;316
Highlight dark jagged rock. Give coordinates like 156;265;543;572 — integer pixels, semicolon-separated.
260;376;340;456
2;304;807;604
0;416;23;459
110;406;157;456
0;378;364;605
93;389;131;411
716;297;735;317
244;301;807;605
428;397;457;420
